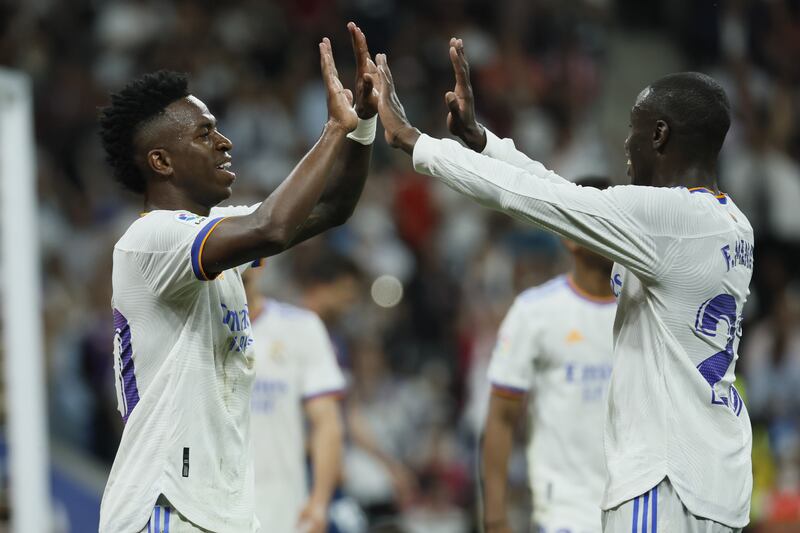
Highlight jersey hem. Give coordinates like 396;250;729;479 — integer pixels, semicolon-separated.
602;472;749;528
160;487;258;532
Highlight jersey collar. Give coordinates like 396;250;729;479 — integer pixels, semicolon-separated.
688;187;728;204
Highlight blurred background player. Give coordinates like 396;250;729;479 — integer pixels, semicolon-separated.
372;36;754;532
243;263;347;533
98;24;378;533
481;177;616;533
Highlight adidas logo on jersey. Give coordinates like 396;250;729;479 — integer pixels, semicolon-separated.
565;329;584;344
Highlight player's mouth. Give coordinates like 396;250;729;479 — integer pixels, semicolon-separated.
215;158;236;181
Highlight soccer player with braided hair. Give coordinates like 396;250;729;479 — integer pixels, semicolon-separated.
99;23;377;533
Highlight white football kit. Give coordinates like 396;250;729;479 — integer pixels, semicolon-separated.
249;300;346;532
488;274;616;532
413;130;753;529
101;205;263;533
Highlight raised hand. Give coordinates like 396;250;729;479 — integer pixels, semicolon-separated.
319;37;358;132
347;22;378;119
366;53;420;154
445;38;486;152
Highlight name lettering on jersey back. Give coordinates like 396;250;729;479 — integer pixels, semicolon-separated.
721;240;754;272
220;303;254;353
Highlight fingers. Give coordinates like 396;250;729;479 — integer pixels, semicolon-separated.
445;91;460;114
363;72;380;93
319;37;342;92
348;21;371;71
376;53;394;85
344;88;353;105
362;71;374;95
449;37;470;86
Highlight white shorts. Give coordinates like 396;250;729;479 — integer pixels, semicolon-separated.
136;496;211;533
602;478;741;533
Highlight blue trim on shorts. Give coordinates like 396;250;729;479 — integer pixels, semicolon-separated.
652;485;658;533
642;490;650;533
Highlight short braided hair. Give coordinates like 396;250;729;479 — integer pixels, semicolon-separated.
98;70;189;193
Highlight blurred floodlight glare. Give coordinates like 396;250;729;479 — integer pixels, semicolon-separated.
371;274;403;308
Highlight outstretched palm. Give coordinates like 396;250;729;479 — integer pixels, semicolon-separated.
348;22;378;119
445;38;486;151
368;53;419;153
319;37;358;132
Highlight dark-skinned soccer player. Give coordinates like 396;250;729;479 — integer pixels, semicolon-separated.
98;23;377;533
369;38;753;533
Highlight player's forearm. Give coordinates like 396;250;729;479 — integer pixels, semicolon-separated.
286;139;372;247
481;418;514;526
412;134;657;278
480;129;569;185
250;123;350;254
308;413;344;506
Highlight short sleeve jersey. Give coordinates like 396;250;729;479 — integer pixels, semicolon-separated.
488;275;616;530
249;301;345;532
100;205;263;533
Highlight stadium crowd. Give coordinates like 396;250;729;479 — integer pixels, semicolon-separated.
1;0;800;530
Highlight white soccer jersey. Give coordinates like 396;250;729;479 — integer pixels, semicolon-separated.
413;130;754;528
488;275;616;531
249;300;346;532
101;205;263;533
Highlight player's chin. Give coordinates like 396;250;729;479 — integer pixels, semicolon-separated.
207;183;233;205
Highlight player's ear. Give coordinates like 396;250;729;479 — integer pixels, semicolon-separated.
652;119;669;152
147;148;173;177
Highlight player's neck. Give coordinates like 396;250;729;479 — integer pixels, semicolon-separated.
570;262;614;299
652;163;719;192
144;186;212;217
301;293;323;319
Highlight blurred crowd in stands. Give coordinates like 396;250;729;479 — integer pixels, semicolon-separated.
2;0;800;530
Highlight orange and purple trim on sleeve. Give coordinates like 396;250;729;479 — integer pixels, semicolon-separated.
491;383;527;400
191;217;228;280
302;388;346;402
251;258;265;268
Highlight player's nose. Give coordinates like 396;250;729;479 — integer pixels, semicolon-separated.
215;130;233;152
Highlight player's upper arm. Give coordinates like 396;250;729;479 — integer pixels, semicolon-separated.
304;394;344;429
486;390;526;426
195;201;302;279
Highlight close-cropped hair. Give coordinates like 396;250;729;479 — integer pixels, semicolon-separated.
645;72;731;157
98;70;189;193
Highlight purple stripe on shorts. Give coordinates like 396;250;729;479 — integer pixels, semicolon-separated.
114;309;140;422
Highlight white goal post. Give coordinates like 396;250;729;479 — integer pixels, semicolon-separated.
0;68;52;532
